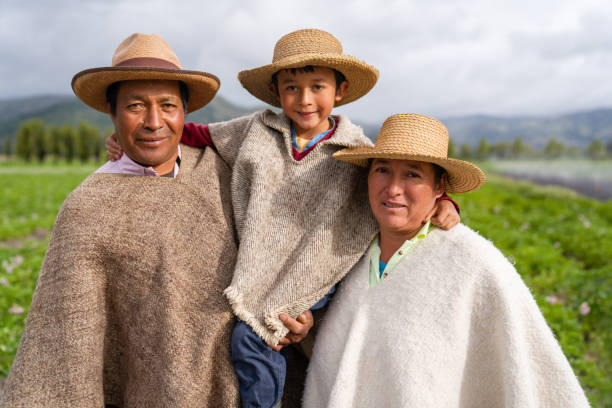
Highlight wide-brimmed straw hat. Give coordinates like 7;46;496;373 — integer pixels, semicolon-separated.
334;113;485;193
237;28;379;107
72;33;220;113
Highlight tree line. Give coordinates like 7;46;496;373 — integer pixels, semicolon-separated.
450;137;612;160
2;119;612;162
2;119;110;163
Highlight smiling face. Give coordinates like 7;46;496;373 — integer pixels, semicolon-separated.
274;66;348;140
110;79;184;175
368;159;445;241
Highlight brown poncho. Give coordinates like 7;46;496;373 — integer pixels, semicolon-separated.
1;145;240;407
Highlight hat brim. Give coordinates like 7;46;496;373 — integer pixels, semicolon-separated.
333;147;485;194
237;53;379;107
71;67;220;114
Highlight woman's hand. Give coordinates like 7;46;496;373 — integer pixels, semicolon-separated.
106;133;123;161
428;199;460;230
268;310;314;351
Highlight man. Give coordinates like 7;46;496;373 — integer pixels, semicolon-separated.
0;33;308;408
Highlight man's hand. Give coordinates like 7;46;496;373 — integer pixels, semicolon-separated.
268;310;314;352
428;199;460;230
106;133;123;161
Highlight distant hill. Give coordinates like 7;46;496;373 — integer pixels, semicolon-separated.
357;109;612;148
2;94;611;149
0;94;258;141
441;109;612;149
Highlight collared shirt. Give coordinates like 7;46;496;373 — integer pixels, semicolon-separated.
291;116;337;152
369;221;432;288
96;145;182;178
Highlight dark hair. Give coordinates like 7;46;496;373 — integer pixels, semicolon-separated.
432;163;447;187
106;80;190;115
270;65;347;96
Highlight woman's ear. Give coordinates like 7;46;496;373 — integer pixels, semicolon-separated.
435;173;447;199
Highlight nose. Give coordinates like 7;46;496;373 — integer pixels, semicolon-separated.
299;89;312;105
387;174;403;196
143;106;163;130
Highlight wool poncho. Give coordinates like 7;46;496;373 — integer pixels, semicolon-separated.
1;146;241;408
304;224;590;408
208;110;379;345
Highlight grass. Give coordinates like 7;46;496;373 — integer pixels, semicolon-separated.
0;163;610;406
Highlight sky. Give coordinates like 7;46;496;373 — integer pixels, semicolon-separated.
1;0;612;122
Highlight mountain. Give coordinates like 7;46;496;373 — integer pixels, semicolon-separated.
1;94;612;149
441;109;612;149
356;109;612;148
0;94;258;141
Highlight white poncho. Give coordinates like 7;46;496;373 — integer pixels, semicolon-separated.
304;224;589;407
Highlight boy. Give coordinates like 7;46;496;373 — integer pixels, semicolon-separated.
107;29;460;408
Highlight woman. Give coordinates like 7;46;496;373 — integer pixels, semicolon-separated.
303;114;589;407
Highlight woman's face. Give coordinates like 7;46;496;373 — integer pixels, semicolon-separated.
368;159;445;240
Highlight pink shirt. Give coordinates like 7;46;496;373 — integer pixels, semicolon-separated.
96;146;182;178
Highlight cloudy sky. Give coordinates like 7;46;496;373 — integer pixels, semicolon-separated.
1;0;611;121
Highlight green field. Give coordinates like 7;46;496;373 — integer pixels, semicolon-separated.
0;163;610;406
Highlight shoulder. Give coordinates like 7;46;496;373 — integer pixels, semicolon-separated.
425;224;519;285
329;115;374;147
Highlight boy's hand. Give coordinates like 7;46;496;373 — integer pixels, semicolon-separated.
428;199;460;230
106;133;123;161
268;311;314;351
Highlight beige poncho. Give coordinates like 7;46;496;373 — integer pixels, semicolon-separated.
1;146;241;408
208;110;379;345
304;224;590;407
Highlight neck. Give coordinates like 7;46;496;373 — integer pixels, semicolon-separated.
378;226;423;263
294;117;332;140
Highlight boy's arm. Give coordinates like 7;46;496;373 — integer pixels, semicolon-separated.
182;122;215;148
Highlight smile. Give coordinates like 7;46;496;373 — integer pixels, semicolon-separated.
383;202;406;209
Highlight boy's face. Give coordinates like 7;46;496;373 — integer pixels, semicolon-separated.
273;67;348;138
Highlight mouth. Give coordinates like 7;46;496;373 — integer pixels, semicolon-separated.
382;201;406;209
297;111;317;118
136;136;168;146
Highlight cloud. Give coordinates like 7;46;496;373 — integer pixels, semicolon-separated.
1;0;612;120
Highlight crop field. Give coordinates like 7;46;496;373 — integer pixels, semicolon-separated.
486;159;612;200
0;163;611;406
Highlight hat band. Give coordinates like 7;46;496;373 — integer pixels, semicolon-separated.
115;57;180;70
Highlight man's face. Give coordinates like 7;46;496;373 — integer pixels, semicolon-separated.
110;80;184;174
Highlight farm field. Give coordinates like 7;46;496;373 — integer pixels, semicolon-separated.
485;159;612;200
0;162;611;406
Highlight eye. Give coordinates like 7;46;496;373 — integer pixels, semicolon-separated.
312;84;324;90
162;103;177;110
127;103;144;111
407;172;421;178
285;85;297;92
374;166;388;174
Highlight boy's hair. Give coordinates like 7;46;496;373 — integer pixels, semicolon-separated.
106;80;190;115
270;65;346;95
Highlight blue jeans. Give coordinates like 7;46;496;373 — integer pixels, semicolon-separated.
231;286;336;408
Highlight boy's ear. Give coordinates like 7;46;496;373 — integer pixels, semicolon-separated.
268;84;280;101
335;80;349;103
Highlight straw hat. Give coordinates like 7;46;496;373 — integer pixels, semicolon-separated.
237;28;379;107
334;114;485;193
72;33;220;113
